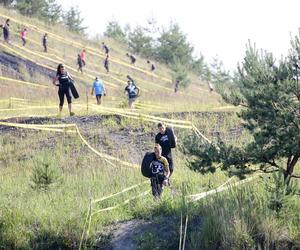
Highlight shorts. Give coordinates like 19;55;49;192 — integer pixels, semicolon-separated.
128;97;137;105
58;87;72;106
96;94;102;102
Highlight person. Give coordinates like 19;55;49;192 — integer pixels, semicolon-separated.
150;144;170;199
174;80;180;93
208;81;214;92
77;54;83;73
104;55;109;73
80;49;86;66
91;77;106;105
147;60;155;71
52;64;75;116
102;42;109;56
124;80;139;108
155;122;177;179
126;53;136;65
20;28;27;46
42;33;48;52
2;19;10;43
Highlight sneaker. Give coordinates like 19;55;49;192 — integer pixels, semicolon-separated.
70;112;75;116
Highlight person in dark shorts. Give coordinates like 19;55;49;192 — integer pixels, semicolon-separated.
77;54;83;73
91;77;106;105
52;64;75;116
150;144;170;199
155;122;177;178
102;42;109;56
42;33;48;52
104;55;109;73
124;80;139;108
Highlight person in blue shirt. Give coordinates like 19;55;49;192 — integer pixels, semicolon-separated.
91;77;106;105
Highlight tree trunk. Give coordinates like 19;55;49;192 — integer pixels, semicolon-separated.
284;155;299;185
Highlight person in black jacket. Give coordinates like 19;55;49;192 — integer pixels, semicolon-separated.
155;122;177;178
53;64;75;116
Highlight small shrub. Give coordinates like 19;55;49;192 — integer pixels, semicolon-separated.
30;153;62;190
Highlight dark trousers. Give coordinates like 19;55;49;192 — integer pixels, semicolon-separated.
58;87;72;106
151;174;164;198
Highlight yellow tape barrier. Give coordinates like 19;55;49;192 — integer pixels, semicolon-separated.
0;13;171;83
187;175;259;202
0;76;50;89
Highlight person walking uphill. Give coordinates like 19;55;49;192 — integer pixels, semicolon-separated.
91;77;106;105
155;122;177;179
53;64;76;116
150;144;170;198
102;42;109;56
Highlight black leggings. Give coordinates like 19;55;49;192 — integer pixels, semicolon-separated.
58;87;72;106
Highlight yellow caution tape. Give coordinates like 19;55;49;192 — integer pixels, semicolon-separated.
187;176;259;202
92;190;150;215
0;13;172;83
0;76;50;89
92;180;148;204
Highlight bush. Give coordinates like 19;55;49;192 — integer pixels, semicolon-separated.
30;153;62;190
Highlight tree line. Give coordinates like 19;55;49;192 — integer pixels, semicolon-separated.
1;0;231;87
0;0;86;34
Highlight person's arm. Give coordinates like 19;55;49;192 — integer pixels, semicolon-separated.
103;84;106;96
67;72;74;82
53;75;59;86
162;158;170;180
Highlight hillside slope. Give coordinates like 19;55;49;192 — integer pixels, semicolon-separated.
0;6;222;115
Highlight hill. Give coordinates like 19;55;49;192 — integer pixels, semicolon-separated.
0;6;223;118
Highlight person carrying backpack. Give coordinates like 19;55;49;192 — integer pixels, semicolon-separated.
20;28;27;46
91;77;106;105
155;122;177;179
52;64;75;116
124;79;139;108
149;144;170;198
42;33;48;52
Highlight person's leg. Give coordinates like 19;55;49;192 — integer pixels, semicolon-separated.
167;156;174;178
128;98;133;108
151;176;160;199
58;88;64;114
65;88;73;116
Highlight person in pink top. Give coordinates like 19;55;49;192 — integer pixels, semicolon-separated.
80;49;86;66
20;28;27;46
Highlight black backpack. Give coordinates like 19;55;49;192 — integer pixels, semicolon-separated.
141;152;156;178
166;127;176;148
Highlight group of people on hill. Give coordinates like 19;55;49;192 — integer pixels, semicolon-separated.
52;62;175;199
1;19;48;52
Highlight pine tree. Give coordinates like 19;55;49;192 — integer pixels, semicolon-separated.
128;26;154;57
104;20;127;43
44;0;62;23
183;41;300;184
63;6;86;34
157;23;194;65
